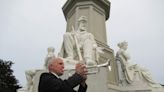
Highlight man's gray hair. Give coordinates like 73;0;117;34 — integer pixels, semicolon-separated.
47;56;63;68
47;56;56;68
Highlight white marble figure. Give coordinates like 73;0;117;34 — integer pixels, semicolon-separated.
44;47;55;69
25;70;36;92
116;41;161;88
59;16;103;66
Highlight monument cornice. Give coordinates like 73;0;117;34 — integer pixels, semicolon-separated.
96;39;114;53
62;0;110;20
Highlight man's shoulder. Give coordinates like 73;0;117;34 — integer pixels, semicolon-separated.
41;72;51;75
40;72;54;79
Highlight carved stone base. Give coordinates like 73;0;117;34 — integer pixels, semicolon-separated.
17;88;28;92
62;67;164;92
107;84;151;92
18;67;164;92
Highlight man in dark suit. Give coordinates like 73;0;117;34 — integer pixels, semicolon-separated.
38;57;88;92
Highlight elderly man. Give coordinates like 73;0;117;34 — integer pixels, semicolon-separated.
38;57;88;92
59;16;99;66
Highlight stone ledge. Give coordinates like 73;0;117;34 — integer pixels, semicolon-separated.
17;88;28;92
107;84;152;92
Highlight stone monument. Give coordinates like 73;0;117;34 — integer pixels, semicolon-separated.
17;0;164;92
59;0;164;92
62;0;118;86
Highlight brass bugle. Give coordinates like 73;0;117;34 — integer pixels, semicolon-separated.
64;59;111;74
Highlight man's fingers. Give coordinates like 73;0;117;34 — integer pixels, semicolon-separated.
75;63;88;76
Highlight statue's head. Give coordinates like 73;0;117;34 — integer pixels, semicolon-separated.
78;16;87;31
117;41;128;50
78;16;87;22
47;47;55;53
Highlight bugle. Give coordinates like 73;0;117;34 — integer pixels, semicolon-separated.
65;59;111;75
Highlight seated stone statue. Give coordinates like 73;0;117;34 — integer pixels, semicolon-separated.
59;16;103;66
116;41;161;88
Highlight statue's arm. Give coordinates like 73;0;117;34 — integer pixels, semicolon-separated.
121;50;130;61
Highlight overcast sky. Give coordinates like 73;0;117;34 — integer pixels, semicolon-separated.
0;0;164;87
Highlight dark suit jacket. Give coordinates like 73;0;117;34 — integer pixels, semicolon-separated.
38;72;87;92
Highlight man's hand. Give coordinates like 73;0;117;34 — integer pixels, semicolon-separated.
75;63;88;87
75;63;88;77
80;74;87;87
